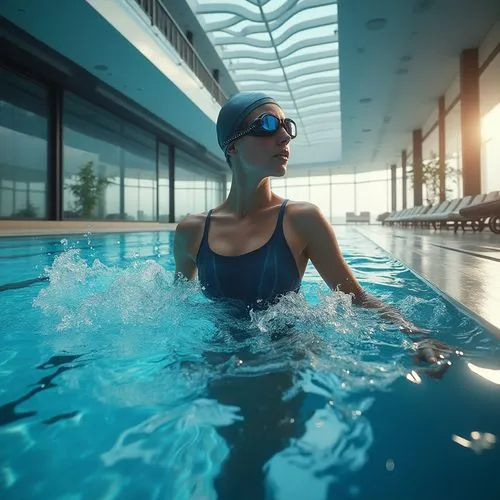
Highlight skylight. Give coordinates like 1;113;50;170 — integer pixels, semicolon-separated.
187;0;341;151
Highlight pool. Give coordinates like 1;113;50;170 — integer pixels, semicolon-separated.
1;228;499;499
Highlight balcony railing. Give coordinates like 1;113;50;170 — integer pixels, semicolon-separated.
134;0;227;106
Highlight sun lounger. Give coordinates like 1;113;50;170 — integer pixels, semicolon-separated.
399;205;430;226
421;199;463;228
410;201;450;227
459;191;500;233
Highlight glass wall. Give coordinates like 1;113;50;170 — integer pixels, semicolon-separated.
271;169;390;223
481;102;500;192
63;92;157;220
0;67;48;218
422;127;438;205
480;52;500;193
1;66;227;223
175;150;224;221
445;102;463;200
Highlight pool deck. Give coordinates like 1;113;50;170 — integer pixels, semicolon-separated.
0;220;176;236
358;225;500;337
1;220;499;337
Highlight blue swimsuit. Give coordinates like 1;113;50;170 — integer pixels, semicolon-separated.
196;200;301;309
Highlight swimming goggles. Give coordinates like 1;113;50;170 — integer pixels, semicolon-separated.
223;113;297;150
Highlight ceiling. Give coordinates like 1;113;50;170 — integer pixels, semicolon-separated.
186;0;500;174
336;0;500;172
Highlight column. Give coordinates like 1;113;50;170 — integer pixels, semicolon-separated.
48;85;63;220
391;164;397;212
412;129;423;206
401;149;407;209
460;48;481;195
155;139;160;221
438;96;446;201
119;145;125;219
168;144;175;223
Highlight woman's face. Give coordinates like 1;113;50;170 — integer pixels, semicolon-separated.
228;103;293;177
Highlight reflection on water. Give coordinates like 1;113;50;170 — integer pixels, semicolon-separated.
0;231;499;499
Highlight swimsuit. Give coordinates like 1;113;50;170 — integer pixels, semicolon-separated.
196;199;301;309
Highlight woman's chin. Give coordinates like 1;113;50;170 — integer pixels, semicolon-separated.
272;160;288;176
271;166;287;177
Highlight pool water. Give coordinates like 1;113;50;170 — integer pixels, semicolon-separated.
1;228;499;500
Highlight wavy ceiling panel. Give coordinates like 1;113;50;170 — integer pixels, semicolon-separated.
189;0;340;148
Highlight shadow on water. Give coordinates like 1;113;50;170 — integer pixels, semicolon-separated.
0;360;84;427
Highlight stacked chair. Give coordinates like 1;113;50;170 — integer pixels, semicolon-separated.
381;191;500;234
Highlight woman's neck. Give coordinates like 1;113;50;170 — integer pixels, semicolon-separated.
223;175;278;218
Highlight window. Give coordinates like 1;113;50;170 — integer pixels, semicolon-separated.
63;92;156;220
175;150;224;221
0;68;48;219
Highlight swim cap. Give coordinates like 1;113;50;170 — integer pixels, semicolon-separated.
216;91;278;152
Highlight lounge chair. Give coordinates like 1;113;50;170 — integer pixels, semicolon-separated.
399;205;430;227
420;198;463;229
410;201;450;227
440;194;485;231
459;191;500;233
384;208;411;226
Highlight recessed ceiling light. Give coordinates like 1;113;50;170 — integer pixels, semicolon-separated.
362;128;371;133
359;98;372;104
94;64;108;71
413;0;436;14
365;18;387;31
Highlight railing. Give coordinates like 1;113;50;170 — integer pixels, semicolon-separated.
133;0;227;106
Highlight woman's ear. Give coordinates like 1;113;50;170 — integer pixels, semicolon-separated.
226;141;238;158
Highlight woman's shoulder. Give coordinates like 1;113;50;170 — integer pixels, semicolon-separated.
285;200;323;220
175;212;208;237
284;200;331;235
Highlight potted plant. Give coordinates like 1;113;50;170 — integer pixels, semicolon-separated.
66;161;113;218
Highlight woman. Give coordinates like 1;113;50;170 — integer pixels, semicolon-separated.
174;92;437;345
173;92;449;498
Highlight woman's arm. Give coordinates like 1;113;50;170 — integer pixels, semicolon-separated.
291;202;369;301
291;203;449;365
173;216;202;281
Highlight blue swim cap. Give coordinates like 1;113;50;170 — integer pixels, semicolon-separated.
216;91;278;153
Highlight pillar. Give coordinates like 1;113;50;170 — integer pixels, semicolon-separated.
391;164;397;212
401;149;407;209
169;144;175;223
460;48;481;195
47;85;63;220
412;129;423;206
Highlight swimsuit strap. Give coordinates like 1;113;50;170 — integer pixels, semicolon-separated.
276;199;289;230
201;209;213;243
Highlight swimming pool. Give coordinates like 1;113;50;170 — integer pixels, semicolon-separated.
1;228;499;499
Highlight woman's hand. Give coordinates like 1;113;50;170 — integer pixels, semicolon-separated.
413;338;453;378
